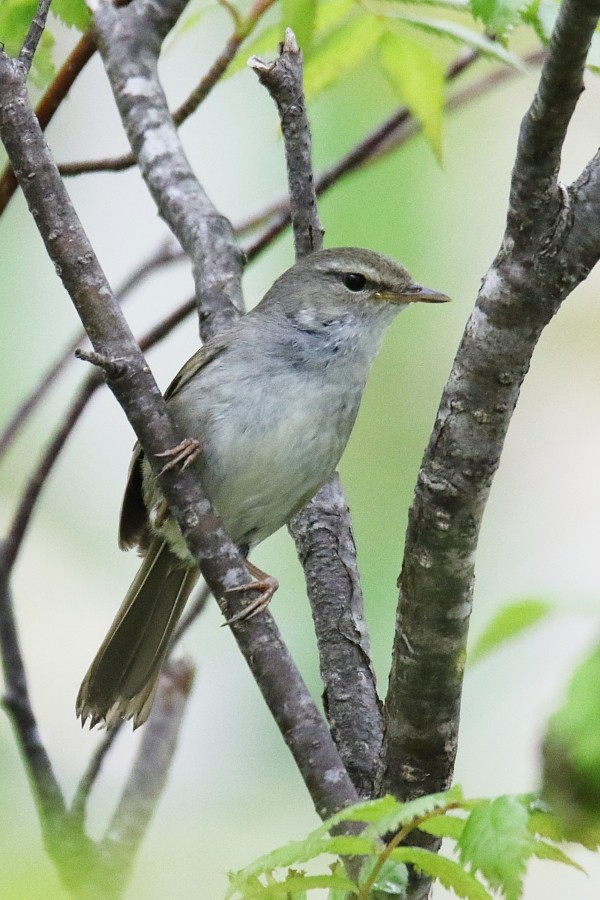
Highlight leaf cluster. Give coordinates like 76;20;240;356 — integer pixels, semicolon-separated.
1;0;595;160
226;786;591;898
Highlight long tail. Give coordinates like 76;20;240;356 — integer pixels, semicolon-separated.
77;539;199;729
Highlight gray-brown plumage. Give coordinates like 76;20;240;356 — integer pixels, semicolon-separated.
77;248;449;729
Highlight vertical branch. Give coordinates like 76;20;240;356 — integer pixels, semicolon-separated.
250;30;383;797
381;0;600;819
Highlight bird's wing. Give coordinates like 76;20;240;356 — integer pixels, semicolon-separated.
118;335;231;551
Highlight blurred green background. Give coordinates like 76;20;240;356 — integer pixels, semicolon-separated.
1;8;600;898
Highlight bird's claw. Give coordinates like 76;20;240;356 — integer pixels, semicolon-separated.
156;438;201;475
224;567;279;626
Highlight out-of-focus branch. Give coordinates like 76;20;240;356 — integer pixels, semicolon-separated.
382;0;600;829
250;31;382;798
59;0;277;179
0;573;67;832
0;238;182;462
100;658;195;893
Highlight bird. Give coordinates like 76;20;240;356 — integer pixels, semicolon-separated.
76;247;449;729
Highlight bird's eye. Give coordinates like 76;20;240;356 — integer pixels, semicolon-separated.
342;272;367;292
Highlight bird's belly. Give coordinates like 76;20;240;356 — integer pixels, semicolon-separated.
205;397;353;546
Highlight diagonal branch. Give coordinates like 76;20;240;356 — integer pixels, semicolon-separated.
17;0;52;76
382;0;600;820
90;0;244;340
250;30;383;798
0;33;359;830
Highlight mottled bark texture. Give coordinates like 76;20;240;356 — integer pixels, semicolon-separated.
251;32;383;797
381;0;600;814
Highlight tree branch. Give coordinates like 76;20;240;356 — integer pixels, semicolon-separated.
250;30;383;798
17;0;52;77
90;0;244;340
100;658;195;894
0;34;359;829
381;0;600;819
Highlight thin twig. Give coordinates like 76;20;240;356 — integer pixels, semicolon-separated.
71;722;124;825
250;30;382;798
0;239;182;463
0;569;68;830
17;0;52;77
1;377;100;577
100;659;195;892
0;32;96;214
59;0;277;179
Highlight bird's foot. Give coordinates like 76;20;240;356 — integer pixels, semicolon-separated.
224;561;279;625
156;437;201;475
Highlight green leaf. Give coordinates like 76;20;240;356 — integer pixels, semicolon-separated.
470;0;528;40
543;639;600;838
380;0;470;8
52;0;91;30
379;28;445;161
361;786;465;840
418;811;467;840
391;847;493;899
237;872;358;898
282;0;318;50
304;14;385;99
226;831;377;895
531;838;585;872
458;796;533;899
368;5;527;69
360;858;409;897
469;598;553;666
0;0;38;56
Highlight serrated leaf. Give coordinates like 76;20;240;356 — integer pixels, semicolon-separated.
379;29;445;161
391;847;493;899
52;0;90;30
470;0;528;40
531;838;585;872
418;811;467;840
282;0;318;50
238;872;358;898
469;598;553;666
458;796;533;899
362;786;465;840
304;14;385;99
226;832;376;893
367;4;527;69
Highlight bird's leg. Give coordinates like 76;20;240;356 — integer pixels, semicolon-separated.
224;561;279;625
156;437;201;475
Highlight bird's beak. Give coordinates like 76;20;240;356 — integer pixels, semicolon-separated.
376;284;451;304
